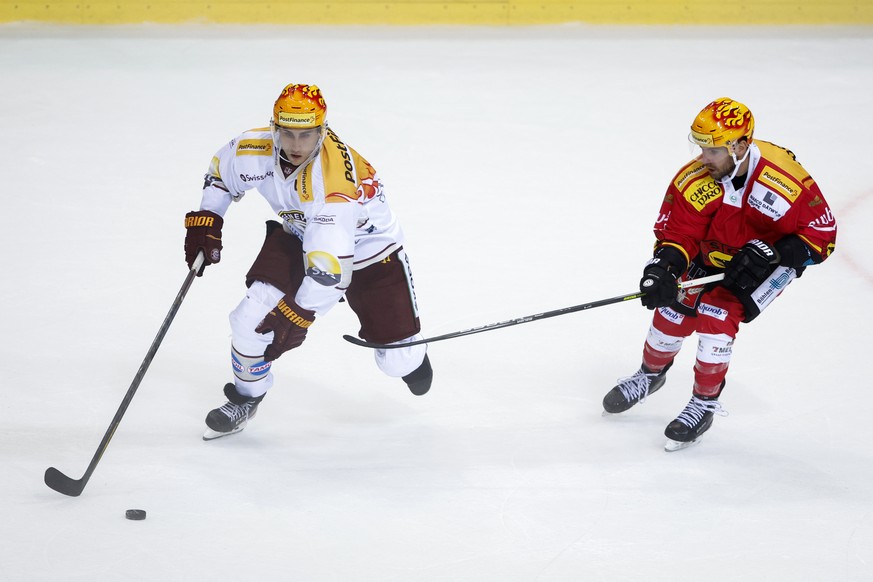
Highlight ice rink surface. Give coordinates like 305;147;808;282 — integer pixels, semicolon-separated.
2;23;872;581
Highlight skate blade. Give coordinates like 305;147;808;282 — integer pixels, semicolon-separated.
202;423;246;441
664;438;699;452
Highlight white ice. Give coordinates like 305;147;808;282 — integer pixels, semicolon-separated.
2;24;872;581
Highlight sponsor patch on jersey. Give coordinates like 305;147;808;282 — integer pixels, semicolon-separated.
748;182;790;221
756;166;801;202
279;210;306;237
297;166;313;203
310;214;335;226
807;207;835;232
236;139;272;156
683;177;723;211
305;251;342;286
673;163;708;191
698;302;728;321
239;171;273;183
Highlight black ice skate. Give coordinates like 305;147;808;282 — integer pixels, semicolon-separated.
602;361;673;414
663;391;728;452
203;383;265;441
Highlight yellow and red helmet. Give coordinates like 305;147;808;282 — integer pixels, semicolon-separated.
689;97;754;151
272;83;327;129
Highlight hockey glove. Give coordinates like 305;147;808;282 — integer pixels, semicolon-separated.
184;210;223;276
640;245;688;310
723;239;780;294
774;234;818;276
255;295;316;362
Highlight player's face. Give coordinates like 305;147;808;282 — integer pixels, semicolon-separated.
277;127;322;166
699;146;735;181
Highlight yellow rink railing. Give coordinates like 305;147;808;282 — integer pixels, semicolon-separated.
2;0;872;25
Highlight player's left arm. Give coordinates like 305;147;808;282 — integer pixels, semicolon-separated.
776;179;836;270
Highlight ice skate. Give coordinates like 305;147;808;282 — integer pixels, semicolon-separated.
663;392;727;452
203;383;265;441
602;361;672;414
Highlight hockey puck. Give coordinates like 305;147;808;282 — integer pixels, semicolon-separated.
125;509;147;521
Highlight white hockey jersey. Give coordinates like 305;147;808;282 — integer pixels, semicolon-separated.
198;126;405;315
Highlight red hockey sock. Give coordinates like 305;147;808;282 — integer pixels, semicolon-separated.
642;343;678;373
693;360;728;397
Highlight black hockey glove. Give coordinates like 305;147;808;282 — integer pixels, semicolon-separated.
723;239;780;294
184;210;223;276
774;234;818;276
255;295;316;362
639;245;688;310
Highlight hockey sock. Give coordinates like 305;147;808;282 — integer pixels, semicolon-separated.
642;344;678;373
692;360;729;397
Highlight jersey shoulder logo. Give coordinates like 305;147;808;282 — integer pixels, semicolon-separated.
754;141;810;204
236;139;273;156
672;160;708;192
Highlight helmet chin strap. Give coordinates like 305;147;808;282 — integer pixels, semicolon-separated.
726;143;751;181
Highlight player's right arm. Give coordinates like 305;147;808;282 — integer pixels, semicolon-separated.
651;160;720;266
184;129;274;273
638;161;720;309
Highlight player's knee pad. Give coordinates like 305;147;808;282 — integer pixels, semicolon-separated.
229;281;284;349
646;325;686;354
228;281;284;396
374;334;428;377
693;336;732;397
696;332;734;365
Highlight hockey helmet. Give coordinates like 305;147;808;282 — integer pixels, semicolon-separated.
689;97;754;152
272;83;327;129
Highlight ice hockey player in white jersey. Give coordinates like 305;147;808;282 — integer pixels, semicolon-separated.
184;83;432;440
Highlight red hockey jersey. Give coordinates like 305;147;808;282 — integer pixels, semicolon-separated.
653;141;836;269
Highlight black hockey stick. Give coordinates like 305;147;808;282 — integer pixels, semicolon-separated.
44;253;205;497
343;273;724;350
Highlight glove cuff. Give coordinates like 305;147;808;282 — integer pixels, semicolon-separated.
744;239;780;265
774;235;815;268
185;210;224;231
276;297;315;328
652;244;688;274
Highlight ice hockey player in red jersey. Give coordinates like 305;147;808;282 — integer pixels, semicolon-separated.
603;97;836;451
184;83;432;440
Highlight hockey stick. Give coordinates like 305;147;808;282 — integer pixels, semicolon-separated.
343;273;724;350
44;252;205;497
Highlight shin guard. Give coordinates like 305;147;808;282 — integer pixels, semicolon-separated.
694;332;733;397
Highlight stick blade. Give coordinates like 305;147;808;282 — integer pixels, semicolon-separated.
342;334;384;348
44;467;85;497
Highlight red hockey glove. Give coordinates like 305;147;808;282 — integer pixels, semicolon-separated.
723;239;779;294
255;295;316;362
639;245;687;310
184;210;223;276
